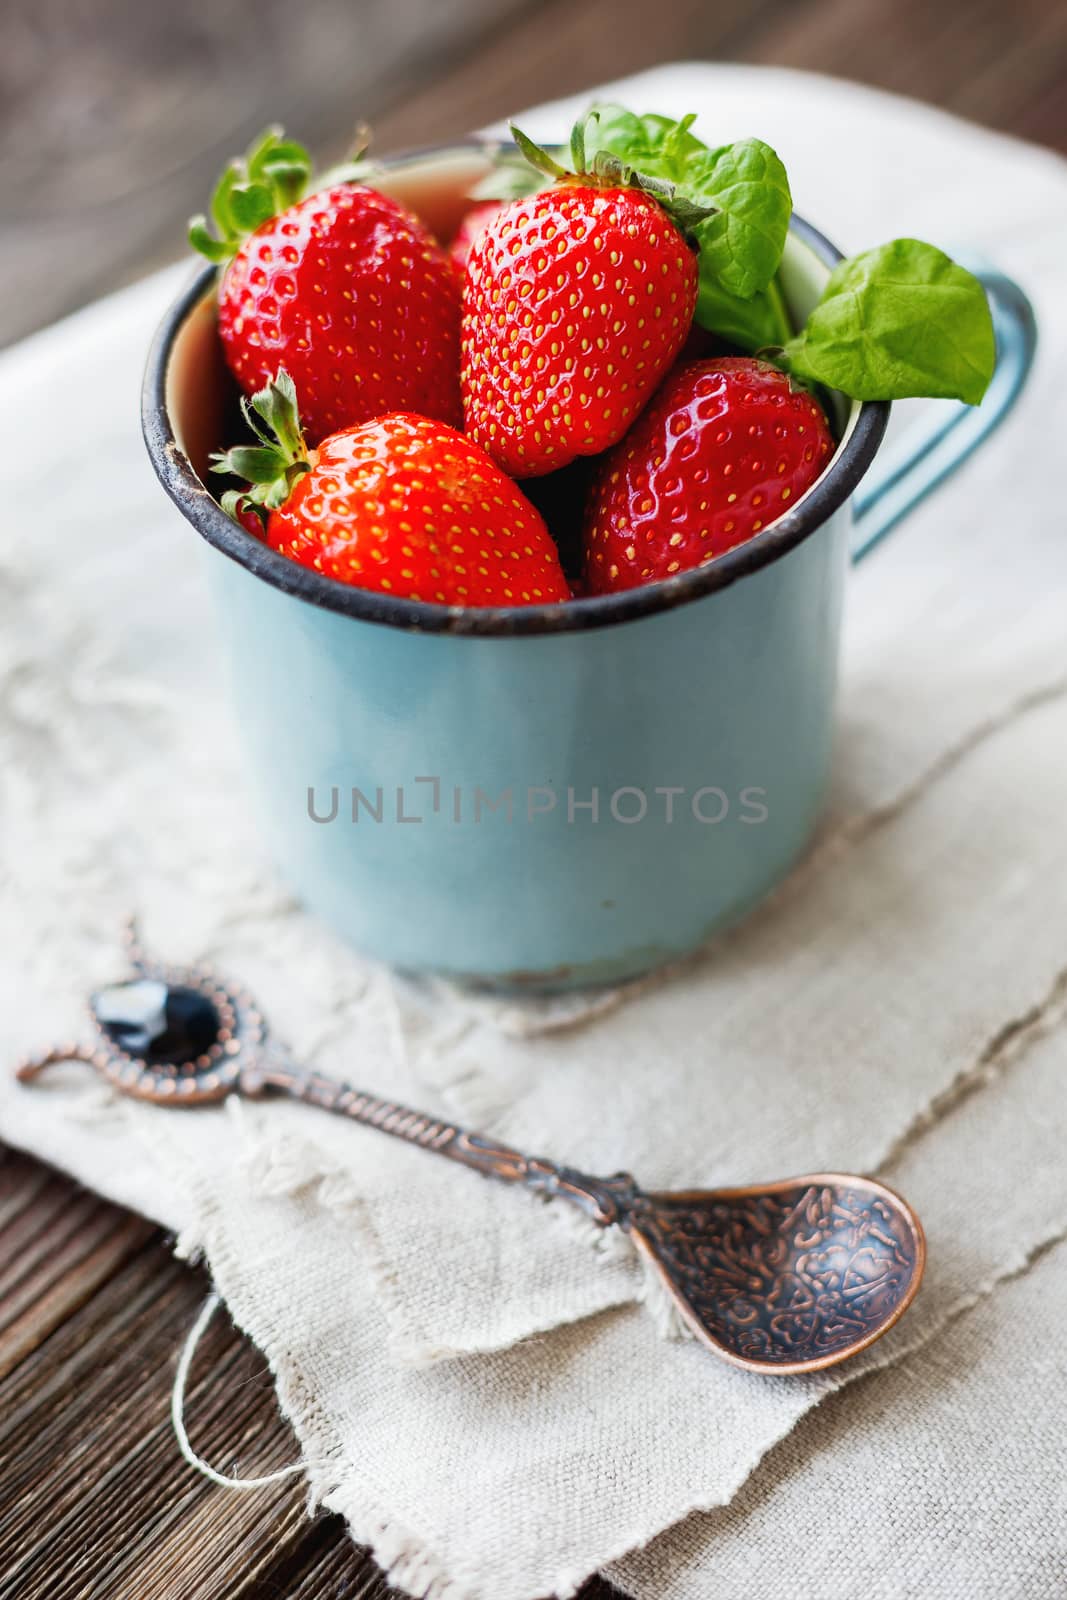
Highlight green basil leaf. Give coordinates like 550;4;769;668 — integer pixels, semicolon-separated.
687;140;792;299
696;274;792;350
591;110;790;299
782;239;996;403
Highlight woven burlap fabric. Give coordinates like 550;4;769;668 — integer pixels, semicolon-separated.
2;62;1066;1600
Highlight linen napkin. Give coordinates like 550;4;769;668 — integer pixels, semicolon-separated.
614;1234;1067;1599
185;987;1067;1599
2;61;1066;1600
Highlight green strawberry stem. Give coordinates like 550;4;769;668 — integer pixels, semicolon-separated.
210;369;311;525
508;114;717;241
190;128;314;263
761;277;794;355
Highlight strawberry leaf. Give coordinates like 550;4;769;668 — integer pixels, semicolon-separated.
508;115;717;242
209;163;241;240
220;488;264;527
588;106;706;184
190;127;313;262
228;182;277;233
780;240;996;403
250;367;307;459
212;368;311;523
509;124;570;182
212;445;288;484
187;219;233;263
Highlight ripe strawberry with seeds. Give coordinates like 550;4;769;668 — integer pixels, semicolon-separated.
583;357;835;595
191;127;461;445
213;371;570;607
460;119;706;478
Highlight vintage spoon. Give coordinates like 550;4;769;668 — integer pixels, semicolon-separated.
17;927;925;1375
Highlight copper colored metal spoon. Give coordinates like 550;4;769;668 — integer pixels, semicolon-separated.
17;927;925;1375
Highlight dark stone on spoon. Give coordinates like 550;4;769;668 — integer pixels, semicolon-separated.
91;978;220;1065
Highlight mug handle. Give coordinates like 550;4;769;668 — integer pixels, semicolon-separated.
851;265;1037;563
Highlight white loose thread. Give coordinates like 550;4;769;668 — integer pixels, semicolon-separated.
172;1291;330;1491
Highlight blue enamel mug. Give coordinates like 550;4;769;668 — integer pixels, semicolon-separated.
143;144;1035;990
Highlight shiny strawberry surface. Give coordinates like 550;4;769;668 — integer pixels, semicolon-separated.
584;357;835;594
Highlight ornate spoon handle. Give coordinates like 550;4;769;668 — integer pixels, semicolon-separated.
243;1051;637;1226
13;920;636;1229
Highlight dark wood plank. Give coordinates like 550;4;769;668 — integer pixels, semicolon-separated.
0;1146;619;1599
0;0;534;346
0;1147;348;1600
373;0;1067;157
371;0;784;149
731;0;1067;150
0;1151;153;1380
3;0;1066;348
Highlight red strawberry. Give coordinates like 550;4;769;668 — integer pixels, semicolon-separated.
213;371;570;607
191;129;461;445
583;357;835;595
461;126;701;478
449;200;504;276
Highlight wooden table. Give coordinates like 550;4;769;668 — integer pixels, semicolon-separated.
2;2;1065;1593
